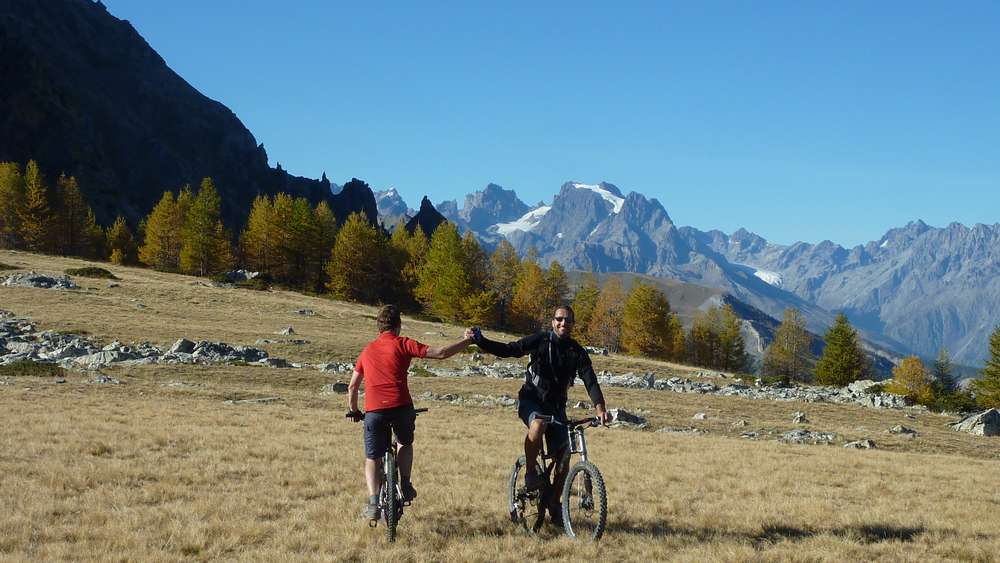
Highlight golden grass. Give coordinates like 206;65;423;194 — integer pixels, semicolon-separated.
2;250;1000;561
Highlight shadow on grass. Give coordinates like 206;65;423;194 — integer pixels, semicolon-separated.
605;520;926;547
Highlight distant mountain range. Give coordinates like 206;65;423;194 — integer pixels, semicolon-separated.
415;182;997;366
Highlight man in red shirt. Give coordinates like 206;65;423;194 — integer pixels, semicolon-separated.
346;304;473;520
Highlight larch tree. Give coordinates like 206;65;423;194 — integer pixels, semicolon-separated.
415;222;472;321
687;306;722;369
138;191;184;270
239;194;276;274
313;200;338;290
972;325;1000;409
488;239;522;329
53;174;101;258
762;307;814;382
541;261;570;324
586;277;625;353
814;313;867;386
621;282;672;358
284;196;321;288
668;314;686;362
0;162;24;248
887;356;935;405
509;255;547;333
718;304;748;372
571;272;600;343
105;216;137;265
326;212;390;304
17;160;53;252
179;178;232;276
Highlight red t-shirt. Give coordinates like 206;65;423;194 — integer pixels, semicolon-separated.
355;331;429;411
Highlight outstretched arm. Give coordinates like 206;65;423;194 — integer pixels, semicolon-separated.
470;329;544;359
424;335;474;359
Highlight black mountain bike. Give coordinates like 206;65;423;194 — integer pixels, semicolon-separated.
507;415;608;540
347;407;427;542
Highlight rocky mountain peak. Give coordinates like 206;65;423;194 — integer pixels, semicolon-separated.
405;196;447;236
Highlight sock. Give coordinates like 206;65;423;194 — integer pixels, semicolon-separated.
369;494;378;505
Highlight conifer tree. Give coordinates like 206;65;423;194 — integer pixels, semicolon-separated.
687;307;722;368
814;313;867;386
931;348;956;394
509;255;547;333
53;174;101;257
267;193;295;282
0;162;24;248
461;290;499;328
180;178;231;276
415;222;472;321
668;314;686;362
572;272;600;342
390;220;427;307
239;194;276;273
285;196;321;288
314;200;338;288
621;282;672;358
461;230;490;291
762;307;813;382
327;212;390;303
18;160;52;252
138;191;183;270
488;239;522;329
718;304;748;372
586;277;625;353
887;356;934;405
972;325;1000;409
541;261;570;325
105;216;137;265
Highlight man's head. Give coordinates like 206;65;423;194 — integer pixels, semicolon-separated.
551;305;575;339
376;304;402;334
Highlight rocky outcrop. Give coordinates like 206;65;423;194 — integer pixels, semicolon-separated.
949;409;1000;437
1;272;79;289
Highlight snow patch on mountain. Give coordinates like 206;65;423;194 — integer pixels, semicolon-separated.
753;269;783;287
494;206;551;236
572;183;624;213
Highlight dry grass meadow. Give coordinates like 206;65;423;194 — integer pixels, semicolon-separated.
1;249;999;562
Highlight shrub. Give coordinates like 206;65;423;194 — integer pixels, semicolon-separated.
0;361;66;377
65;267;118;279
0;262;17;271
932;389;978;413
864;383;886;395
409;365;436;377
235;278;270;291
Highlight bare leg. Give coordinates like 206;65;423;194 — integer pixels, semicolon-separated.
396;443;413;482
365;458;382;497
524;418;546;472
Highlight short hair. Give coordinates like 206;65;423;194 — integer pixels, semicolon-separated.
554;304;575;321
376;305;401;332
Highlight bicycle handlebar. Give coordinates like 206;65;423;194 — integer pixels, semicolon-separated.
534;415;601;428
345;407;429;421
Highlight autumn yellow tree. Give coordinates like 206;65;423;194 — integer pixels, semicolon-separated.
887;356;935;405
0;162;24;248
509;254;547;333
415;222;473;321
586;277;626;353
179;178;232;276
488;239;522;329
762;308;814;382
621;282;672;358
571;272;600;342
138;191;184;270
239;194;276;274
17;160;52;252
105;216;137;265
52;174;102;258
326;212;390;303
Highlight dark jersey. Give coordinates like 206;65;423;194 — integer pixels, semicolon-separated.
476;330;605;407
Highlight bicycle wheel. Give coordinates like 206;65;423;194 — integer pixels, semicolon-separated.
383;453;399;542
561;460;607;540
508;455;545;534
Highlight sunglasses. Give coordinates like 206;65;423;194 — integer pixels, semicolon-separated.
553;316;574;323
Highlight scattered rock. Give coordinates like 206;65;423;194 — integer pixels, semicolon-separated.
888;425;918;438
93;374;121;384
740;431;760;440
293;309;316;316
657;426;707;435
219;270;260;283
169;338;196;354
321;382;349;394
135;303;146;309
317;362;354;373
692;412;708;421
573;401;592;409
107;282;120;288
792;411;809;424
256;357;290;368
949;409;1000;437
609;408;646;425
780;429;835;445
731;420;749;428
278;326;295;336
0;272;79;290
583;346;608;356
224;396;281;405
844;439;877;449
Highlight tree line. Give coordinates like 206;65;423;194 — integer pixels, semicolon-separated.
3;158;1000;410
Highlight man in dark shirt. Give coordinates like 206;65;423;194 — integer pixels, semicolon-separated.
470;305;611;525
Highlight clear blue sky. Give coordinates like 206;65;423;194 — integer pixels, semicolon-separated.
102;0;1000;247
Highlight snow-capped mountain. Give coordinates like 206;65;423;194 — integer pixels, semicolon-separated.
375;188;413;228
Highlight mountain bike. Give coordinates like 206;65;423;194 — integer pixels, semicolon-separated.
347;407;427;542
507;415;608;540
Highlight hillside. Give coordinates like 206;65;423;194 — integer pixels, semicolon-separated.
1;250;998;560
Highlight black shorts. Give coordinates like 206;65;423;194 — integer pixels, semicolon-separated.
517;386;569;453
364;404;416;460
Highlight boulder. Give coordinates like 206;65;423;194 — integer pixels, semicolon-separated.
792;411;809;424
844;439;877;449
609;408;646;425
692;412;708;420
949;409;1000;437
278;326;295;336
321;382;349;394
169;338;196;354
888;425;918;438
846;379;880;395
780;429;835;445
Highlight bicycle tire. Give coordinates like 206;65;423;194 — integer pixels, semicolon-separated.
508;455;545;534
383;453;399;542
561;460;607;540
